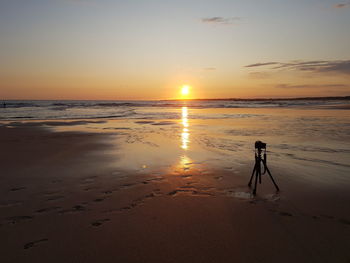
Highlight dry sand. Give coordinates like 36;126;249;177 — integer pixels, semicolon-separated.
0;124;349;263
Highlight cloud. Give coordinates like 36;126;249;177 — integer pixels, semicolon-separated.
333;2;350;8
275;84;349;89
245;60;350;75
203;67;216;71
201;17;241;25
245;62;278;68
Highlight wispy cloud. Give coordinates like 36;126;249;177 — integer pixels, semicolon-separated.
203;67;216;71
245;62;278;68
333;2;350;8
245;60;350;75
200;17;241;25
275;84;348;89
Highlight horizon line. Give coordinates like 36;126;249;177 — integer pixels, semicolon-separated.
2;95;350;101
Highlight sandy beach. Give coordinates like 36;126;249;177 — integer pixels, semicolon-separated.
2;0;350;261
1;106;349;263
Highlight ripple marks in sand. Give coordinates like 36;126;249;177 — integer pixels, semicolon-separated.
24;239;48;249
167;187;214;197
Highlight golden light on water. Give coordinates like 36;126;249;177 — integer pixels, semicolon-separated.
181;106;190;150
179;155;192;170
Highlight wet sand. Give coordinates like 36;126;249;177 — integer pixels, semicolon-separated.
0;117;349;263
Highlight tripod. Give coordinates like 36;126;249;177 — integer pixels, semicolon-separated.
248;141;279;195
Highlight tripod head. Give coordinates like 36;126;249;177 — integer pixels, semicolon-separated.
255;140;266;151
254;141;267;174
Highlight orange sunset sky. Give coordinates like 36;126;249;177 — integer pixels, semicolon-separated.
0;0;349;100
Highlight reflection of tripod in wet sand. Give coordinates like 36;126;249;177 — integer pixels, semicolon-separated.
248;141;279;195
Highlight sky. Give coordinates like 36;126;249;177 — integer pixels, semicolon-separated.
0;0;349;100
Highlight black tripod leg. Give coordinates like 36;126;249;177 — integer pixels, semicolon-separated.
266;167;279;191
248;164;256;187
253;170;259;195
259;166;262;184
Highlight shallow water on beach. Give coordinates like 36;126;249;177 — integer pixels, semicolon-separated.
9;106;348;189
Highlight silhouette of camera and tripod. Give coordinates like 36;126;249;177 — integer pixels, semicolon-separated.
248;141;279;195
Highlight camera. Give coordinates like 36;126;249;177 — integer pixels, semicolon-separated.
249;140;279;194
255;140;266;150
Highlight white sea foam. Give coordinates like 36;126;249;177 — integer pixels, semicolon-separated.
0;98;348;120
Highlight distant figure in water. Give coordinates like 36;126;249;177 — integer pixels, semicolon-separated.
2;101;6;108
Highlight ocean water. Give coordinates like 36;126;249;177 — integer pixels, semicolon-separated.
0;98;349;120
1;98;349;189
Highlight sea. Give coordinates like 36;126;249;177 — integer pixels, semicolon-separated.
0;98;349;120
1;98;349;188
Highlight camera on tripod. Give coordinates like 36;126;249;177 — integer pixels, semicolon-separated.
248;140;279;195
255;141;266;150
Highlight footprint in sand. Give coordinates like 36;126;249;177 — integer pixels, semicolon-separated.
46;195;64;201
91;218;110;227
120;182;140;189
145;177;165;183
80;176;98;185
0;201;23;208
6;215;33;224
24;239;48;249
120;206;132;211
93;197;106;202
102;190;114;194
279;211;293;217
10;187;26;192
168;189;214;197
59;205;87;214
310;214;349;226
84;187;99;191
35;207;61;214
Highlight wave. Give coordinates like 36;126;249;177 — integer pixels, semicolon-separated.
2;97;349;109
1;98;349;121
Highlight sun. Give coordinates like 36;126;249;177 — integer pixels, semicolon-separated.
181;85;190;97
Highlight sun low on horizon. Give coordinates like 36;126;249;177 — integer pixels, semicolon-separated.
180;85;191;99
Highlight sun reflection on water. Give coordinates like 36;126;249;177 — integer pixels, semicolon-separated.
179;155;192;170
181;106;190;150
